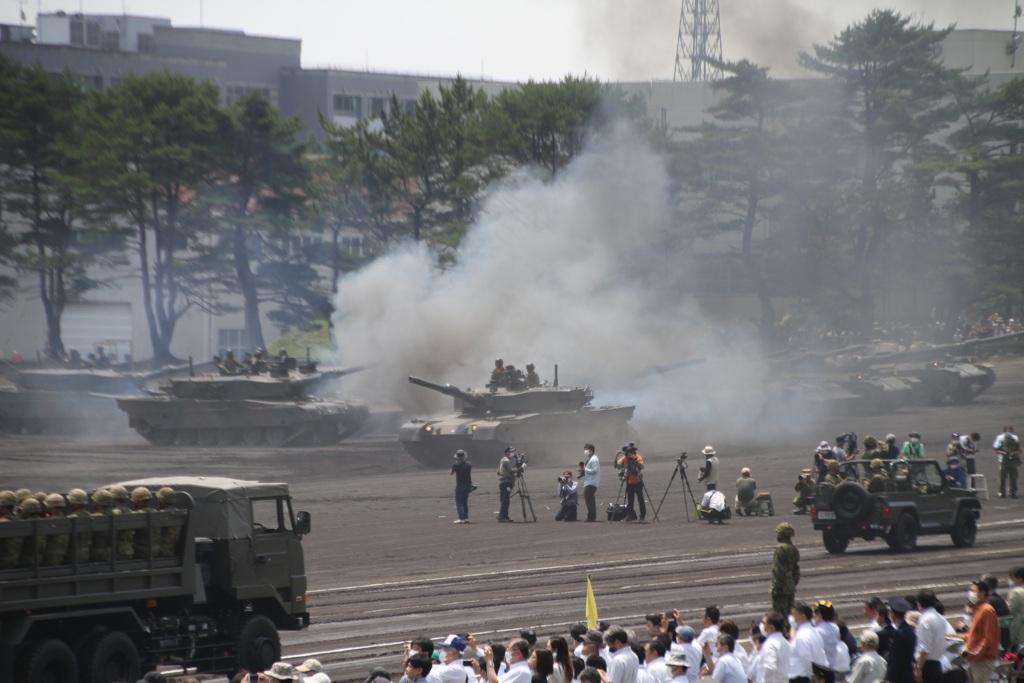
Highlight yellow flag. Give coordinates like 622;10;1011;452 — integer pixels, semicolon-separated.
586;575;598;629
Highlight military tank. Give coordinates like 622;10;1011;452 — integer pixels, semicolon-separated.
0;366;169;435
398;365;636;467
115;360;370;447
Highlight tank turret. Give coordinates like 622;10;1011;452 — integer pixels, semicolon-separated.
115;364;370;447
398;366;634;468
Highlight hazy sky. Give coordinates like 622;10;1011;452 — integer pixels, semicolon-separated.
3;0;1018;81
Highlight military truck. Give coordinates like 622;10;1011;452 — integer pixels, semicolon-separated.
0;477;311;683
810;459;980;554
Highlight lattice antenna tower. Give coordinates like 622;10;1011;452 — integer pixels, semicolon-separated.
673;0;724;82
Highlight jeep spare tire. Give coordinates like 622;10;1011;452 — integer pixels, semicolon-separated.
833;481;870;522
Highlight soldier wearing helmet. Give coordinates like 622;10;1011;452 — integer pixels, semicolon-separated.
17;498;45;568
67;489;93;563
824;460;844;486
90;489;115;562
41;493;70;566
0;490;24;569
155;487;181;557
109;485;134;560
525;363;540;388
490;358;507;389
131;487;155;559
867;459;889;493
771;522;800;615
14;488;33;504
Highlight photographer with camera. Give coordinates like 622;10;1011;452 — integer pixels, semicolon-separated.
614;442;646;522
580;444;600;522
450;450;475;524
697;446;719;491
497;446;515;523
556;471;579;521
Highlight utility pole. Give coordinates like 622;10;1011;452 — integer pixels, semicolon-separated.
673;0;724;82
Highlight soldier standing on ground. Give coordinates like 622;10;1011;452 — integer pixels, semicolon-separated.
771;523;800;615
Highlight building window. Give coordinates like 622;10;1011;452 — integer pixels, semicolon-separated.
137;33;154;53
333;94;357;114
218;328;245;357
226;85;273;106
403;99;416;114
80;75;103;92
369;97;387;116
101;31;119;51
341;236;364;256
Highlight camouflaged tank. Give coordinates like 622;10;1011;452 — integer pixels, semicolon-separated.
0;367;166;435
115;361;370;447
398;365;636;467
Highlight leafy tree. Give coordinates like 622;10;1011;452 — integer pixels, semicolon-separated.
71;71;226;363
943;75;1024;322
204;91;310;349
0;56;127;358
795;10;961;332
677;59;789;337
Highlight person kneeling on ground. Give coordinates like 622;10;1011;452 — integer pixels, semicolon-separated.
734;468;757;516
699;489;730;524
556;471;578;521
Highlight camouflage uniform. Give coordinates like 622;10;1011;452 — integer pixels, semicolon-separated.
525;364;540;388
793;471;814;513
66;489;92;563
771;522;800;615
109;485;135;560
90;489;115;562
0;490;24;570
40;493;70;566
17;498;45;568
867;460;889;494
131;487;154;559
155;487;181;557
823;461;844;487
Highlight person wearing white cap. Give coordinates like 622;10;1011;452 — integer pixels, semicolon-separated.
698;446;719;490
734;467;757;517
296;659;329;681
845;631;884;683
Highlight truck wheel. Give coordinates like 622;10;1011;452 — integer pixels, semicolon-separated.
80;631;140;683
886;514;918;553
237;615;280;672
17;638;78;683
832;482;869;522
822;530;849;554
951;508;978;547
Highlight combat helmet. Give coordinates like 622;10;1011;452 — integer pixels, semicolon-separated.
0;490;16;507
67;489;89;506
91;489;113;507
827;460;840;472
863;435;878;449
14;488;32;503
870;458;883;470
131;487;152;503
44;493;66;509
108;485;130;502
156;487;176;504
19;498;42;516
775;522;795;538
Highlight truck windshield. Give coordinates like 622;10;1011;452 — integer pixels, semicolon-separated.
251;497;293;533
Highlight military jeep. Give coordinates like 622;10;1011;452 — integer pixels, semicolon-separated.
811;459;980;553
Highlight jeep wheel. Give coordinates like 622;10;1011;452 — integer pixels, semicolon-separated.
950;508;977;548
822;530;849;554
886;514;917;553
832;481;870;522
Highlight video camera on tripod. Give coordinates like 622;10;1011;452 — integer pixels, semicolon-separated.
510;449;528;476
615;442;643;480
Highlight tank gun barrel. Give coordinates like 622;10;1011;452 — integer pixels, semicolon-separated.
408;376;486;406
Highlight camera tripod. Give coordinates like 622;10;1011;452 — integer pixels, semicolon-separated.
654;452;701;522
510;472;537;522
611;458;660;523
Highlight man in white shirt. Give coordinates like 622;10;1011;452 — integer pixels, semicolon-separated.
432;635;471;683
582;444;601;522
844;631;885;683
645;640;672;683
606;627;640;683
484;639;532;683
666;651;692;683
789;602;827;683
711;635;747;683
913;590;948;683
695;606;721;653
673;626;702;683
758;612;791;683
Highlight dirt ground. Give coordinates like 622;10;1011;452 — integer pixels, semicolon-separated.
2;355;1023;682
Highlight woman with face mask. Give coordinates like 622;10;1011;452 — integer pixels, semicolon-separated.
901;433;925;460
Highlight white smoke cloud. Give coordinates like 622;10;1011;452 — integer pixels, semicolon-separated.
330;123;788;440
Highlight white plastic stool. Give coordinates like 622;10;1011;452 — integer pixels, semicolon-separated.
970;474;989;500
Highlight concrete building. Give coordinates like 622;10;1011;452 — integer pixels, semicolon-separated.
0;14;1021;363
